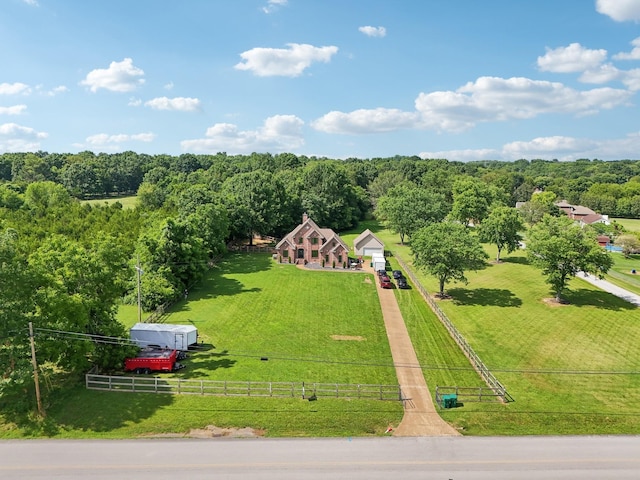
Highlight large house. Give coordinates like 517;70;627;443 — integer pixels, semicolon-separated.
274;213;349;267
556;200;610;226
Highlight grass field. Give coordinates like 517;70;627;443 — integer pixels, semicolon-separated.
2;253;405;438
82;195;138;209
370;222;640;435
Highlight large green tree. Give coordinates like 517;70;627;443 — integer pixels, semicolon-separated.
477;206;524;262
527;215;613;303
411;221;488;297
450;177;506;226
376;185;449;244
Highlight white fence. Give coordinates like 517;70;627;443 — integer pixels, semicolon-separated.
86;374;403;401
393;254;511;402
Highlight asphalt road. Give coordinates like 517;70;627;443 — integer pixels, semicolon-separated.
1;436;639;479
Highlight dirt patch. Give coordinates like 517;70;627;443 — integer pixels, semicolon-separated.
364;277;372;284
188;425;264;438
331;335;365;341
542;298;570;307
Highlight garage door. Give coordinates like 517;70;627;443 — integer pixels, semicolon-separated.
363;247;382;256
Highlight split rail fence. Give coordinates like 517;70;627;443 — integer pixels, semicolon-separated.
86;374;403;401
393;255;510;402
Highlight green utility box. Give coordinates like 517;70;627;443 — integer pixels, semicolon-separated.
440;394;457;409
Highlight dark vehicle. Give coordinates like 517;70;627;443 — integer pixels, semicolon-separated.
379;275;393;289
397;276;409;289
377;269;387;277
392;270;403;279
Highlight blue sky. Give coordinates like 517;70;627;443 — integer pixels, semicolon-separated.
2;0;640;161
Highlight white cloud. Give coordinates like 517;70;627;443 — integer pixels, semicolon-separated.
0;82;31;95
359;26;386;38
144;96;201;112
46;85;69;96
262;0;287;14
311;76;633;136
622;68;640;90
0;105;27;115
128;97;142;107
312;108;418;134
614;36;640;60
414;76;632;132
22;0;39;6
181;114;304;153
537;43;607;73
579;63;621;84
164;81;174;90
0;122;48;152
596;0;640;22
234;43;338;77
76;132;155;151
420;132;640;162
79;58;145;93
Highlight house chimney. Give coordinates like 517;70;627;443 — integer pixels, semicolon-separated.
302;212;308;223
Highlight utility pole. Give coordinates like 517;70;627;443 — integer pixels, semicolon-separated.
136;254;142;323
28;322;45;418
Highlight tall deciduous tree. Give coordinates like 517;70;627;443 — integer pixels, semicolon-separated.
376;185;449;244
477;206;524;262
411;221;488;297
527;215;613;303
450;177;506;226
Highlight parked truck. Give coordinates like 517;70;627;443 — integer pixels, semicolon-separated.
124;348;185;374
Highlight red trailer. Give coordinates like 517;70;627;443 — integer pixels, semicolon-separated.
124;349;184;374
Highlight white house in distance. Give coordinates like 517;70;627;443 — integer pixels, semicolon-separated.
353;229;384;256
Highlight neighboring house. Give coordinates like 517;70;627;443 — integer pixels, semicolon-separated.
353;229;384;256
274;213;349;267
556;200;610;226
597;235;611;247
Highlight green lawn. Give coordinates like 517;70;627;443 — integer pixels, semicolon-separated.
382;233;640;435
612;217;640;232
5;253;404;438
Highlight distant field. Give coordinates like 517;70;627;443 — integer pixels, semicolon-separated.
612;217;640;232
82;195;138;209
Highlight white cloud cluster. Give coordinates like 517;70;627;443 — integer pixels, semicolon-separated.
312;76;632;135
0;122;47;152
80;58;145;93
144;96;201;112
75;132;155;151
359;26;386;38
420;132;640;162
181;114;304;153
0;82;31;95
614;37;640;60
0;105;27;115
234;43;338;77
596;0;640;22
312;108;417;134
537;43;607;73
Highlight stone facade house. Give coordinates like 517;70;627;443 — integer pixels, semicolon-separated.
274;213;349;267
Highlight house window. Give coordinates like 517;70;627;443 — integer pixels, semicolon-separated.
325;255;329;263
282;250;289;258
311;250;319;258
338;255;342;263
298;237;303;244
312;237;318;245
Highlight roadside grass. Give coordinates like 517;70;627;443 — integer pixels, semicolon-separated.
82;195;138;209
604;253;640;296
1;386;399;438
383;233;640;435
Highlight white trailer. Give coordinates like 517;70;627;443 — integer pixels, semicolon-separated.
130;323;198;351
371;253;386;272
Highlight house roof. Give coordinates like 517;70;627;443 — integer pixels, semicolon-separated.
275;214;349;253
580;213;605;224
353;229;384;249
